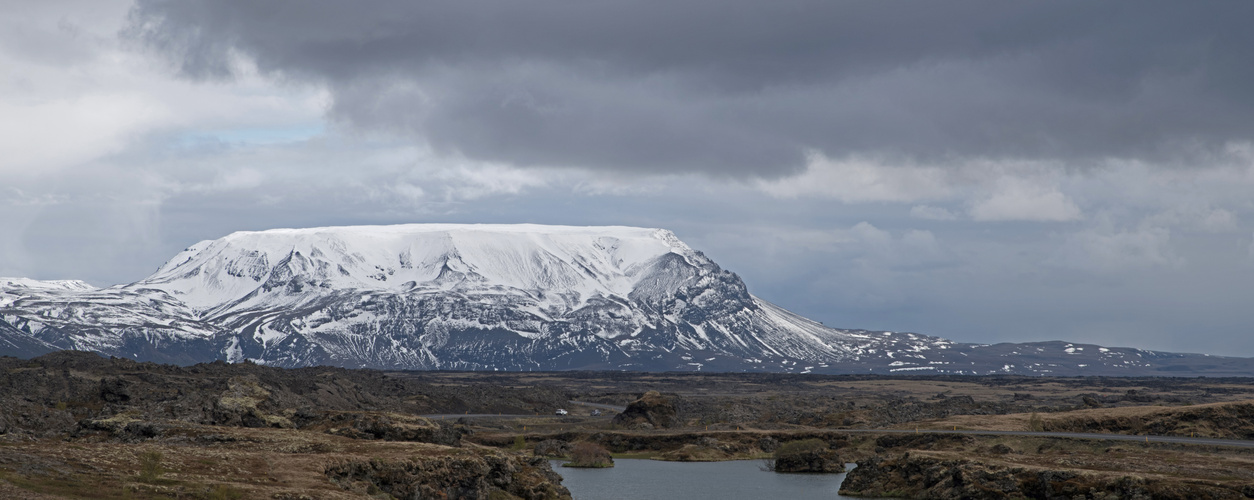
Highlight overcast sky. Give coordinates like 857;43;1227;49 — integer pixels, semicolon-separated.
4;0;1254;356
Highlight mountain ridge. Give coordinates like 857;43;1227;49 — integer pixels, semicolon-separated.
3;223;1252;376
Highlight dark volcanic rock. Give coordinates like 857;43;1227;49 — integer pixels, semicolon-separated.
325;454;571;500
611;391;678;429
564;442;614;468
868;396;1010;425
773;448;844;473
1041;402;1254;440
319;412;467;445
875;433;974;450
0;351;565;440
770;438;844;473
534;439;572;457
840;453;1249;500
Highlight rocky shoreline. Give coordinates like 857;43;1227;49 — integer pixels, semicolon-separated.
326;454;571;500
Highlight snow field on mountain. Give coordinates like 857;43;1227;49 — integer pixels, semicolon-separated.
140;224;697;314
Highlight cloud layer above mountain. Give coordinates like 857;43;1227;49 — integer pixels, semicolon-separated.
2;0;1254;356
126;0;1254;177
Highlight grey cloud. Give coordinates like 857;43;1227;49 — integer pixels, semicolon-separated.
127;0;1254;176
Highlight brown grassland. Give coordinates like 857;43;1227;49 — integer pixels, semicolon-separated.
3;352;1254;498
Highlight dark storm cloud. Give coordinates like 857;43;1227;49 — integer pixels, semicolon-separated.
126;0;1254;176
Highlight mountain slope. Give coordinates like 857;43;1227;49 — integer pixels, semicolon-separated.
2;224;1252;375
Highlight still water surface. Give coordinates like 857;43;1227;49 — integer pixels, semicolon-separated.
551;459;867;500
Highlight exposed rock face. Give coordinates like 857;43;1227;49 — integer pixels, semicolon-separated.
317;412;467;446
534;439;572;458
840;453;1251;499
611;391;678;429
773;448;844;473
325;454;571;500
770;438;845;473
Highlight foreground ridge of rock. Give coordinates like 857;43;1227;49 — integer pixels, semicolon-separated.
325;454;571;500
4;223;1254;375
0;351;562;441
839;453;1252;499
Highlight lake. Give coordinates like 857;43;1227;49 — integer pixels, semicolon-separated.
551;459;868;500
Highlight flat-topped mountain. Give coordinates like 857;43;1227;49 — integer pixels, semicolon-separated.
3;224;1252;375
138;224;704;313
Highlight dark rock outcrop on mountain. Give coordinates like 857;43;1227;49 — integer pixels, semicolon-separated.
0;318;57;359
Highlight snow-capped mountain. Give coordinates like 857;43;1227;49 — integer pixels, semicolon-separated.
3;224;1253;375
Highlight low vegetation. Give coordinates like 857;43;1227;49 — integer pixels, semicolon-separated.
564;442;614;468
136;450;165;483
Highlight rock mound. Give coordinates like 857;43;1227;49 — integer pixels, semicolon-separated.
772;439;844;473
564;442;614;468
534;439;571;458
611;391;678;429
